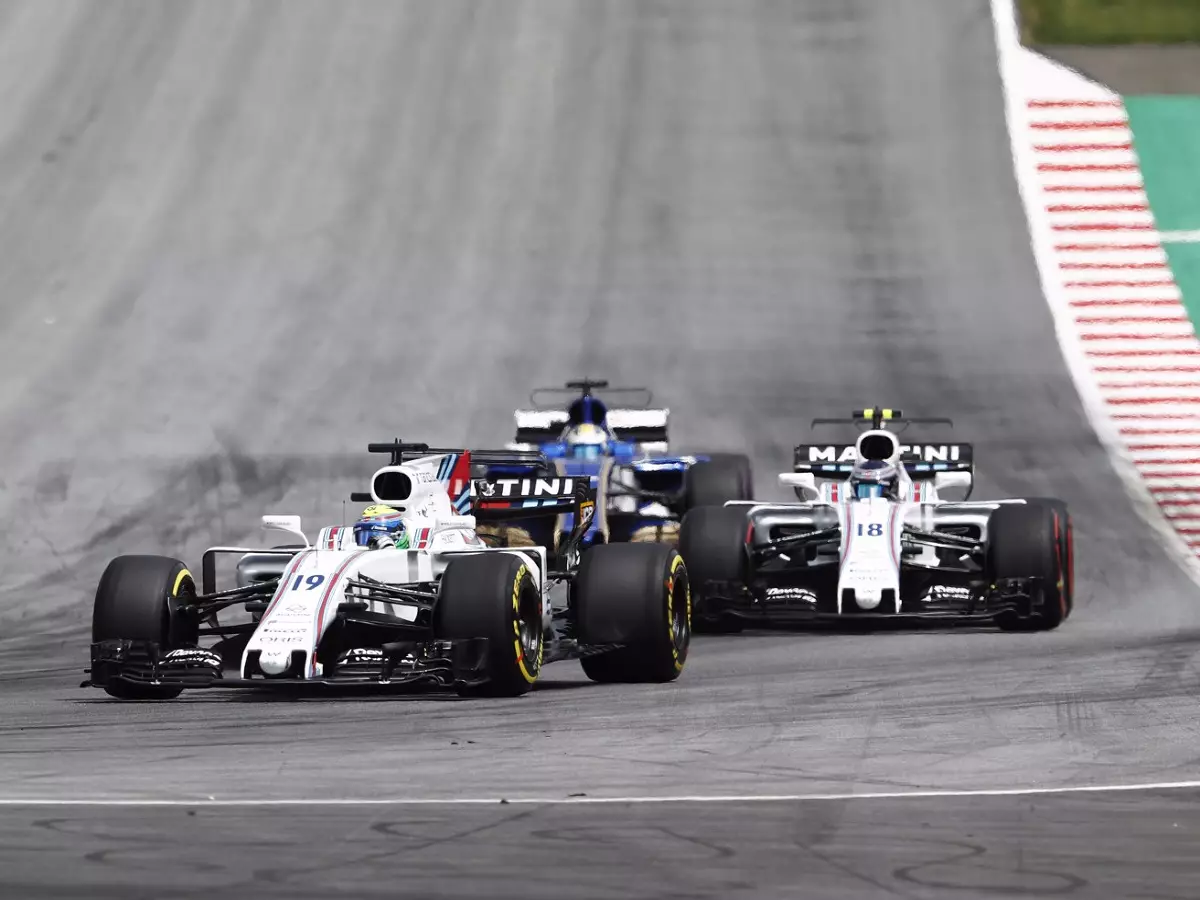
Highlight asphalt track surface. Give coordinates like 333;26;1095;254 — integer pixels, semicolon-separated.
0;1;1198;897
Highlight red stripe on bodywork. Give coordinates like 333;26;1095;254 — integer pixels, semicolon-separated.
258;550;316;623
309;551;368;676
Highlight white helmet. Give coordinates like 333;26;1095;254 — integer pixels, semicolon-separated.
849;459;900;499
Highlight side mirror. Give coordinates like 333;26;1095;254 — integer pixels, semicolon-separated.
932;471;972;501
779;472;818;500
262;515;309;548
933;472;971;491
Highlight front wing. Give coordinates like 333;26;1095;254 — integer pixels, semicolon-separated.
696;576;1048;624
84;637;496;693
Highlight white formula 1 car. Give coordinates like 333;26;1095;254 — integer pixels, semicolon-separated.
679;408;1073;632
86;442;691;699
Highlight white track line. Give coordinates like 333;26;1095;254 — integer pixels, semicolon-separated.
2;780;1200;806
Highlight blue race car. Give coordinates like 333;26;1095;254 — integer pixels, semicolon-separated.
487;379;753;548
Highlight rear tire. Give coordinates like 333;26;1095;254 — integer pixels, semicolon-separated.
678;505;750;633
684;453;753;510
91;555;197;700
434;553;543;697
575;543;690;683
987;504;1067;632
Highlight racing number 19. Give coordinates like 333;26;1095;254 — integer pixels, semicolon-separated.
290;574;326;591
856;523;884;537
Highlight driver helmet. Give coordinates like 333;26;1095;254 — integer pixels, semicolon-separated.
354;504;409;549
849;459;900;500
562;422;608;459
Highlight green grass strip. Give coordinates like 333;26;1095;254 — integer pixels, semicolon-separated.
1019;0;1200;44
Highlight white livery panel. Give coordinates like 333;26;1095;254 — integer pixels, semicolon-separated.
836;498;910;613
243;539;546;681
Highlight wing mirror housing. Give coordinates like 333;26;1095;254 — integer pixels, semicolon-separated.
932;471;972;500
261;515;309;548
933;472;971;491
779;472;819;501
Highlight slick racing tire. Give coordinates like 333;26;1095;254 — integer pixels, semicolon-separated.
987;504;1067;632
575;543;690;683
678;505;750;633
684;453;753;511
434;553;543;697
92;555;199;700
1020;498;1075;617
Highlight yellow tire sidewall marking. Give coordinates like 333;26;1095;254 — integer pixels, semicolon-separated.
665;553;689;672
511;564;540;684
171;567;193;598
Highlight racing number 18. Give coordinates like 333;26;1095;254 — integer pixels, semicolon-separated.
856;523;884;537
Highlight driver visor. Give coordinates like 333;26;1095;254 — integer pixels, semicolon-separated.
354;522;398;546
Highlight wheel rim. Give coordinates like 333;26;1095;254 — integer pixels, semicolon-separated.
515;584;542;678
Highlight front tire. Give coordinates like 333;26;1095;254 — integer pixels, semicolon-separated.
678;505;750;633
987;504;1067;632
575;543;690;683
434;553;543;697
684;453;753;510
91;555;197;700
1020;498;1074;616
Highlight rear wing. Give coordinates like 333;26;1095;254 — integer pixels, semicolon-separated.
513;408;670;446
471;475;597;557
793;442;974;477
529;381;652;408
361;440;549;474
471;475;593;517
